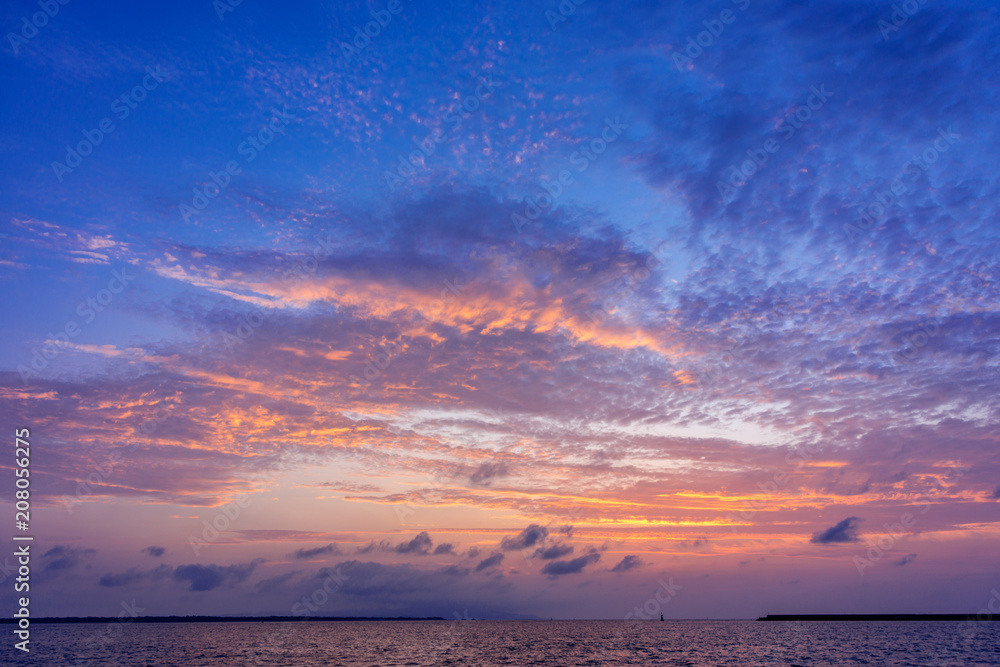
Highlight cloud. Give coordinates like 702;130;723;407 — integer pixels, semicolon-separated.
470;461;509;485
892;553;917;567
533;543;574;560
541;550;601;577
475;553;504;572
319;481;383;493
143;546;166;558
41;546;96;575
254;571;301;592
172;561;261;592
357;540;391;554
293;544;341;559
395;532;433;555
501;524;549;551
992;486;1000;499
810;517;862;544
331;560;498;601
610;555;642;573
99;564;172;587
433;543;455;555
99;569;146;587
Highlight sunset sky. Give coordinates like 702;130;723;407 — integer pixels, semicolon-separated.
1;0;998;620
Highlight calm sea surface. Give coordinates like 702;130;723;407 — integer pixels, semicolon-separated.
3;620;999;666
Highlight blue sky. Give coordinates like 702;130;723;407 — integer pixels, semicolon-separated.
1;0;998;620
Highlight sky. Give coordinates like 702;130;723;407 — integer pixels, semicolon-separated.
0;0;998;621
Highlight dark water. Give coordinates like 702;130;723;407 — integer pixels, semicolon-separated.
4;620;999;666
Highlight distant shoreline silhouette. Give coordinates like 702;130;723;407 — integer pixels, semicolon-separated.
0;616;446;624
4;614;996;624
757;614;998;622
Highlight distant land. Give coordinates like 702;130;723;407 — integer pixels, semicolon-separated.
758;614;998;622
6;615;997;624
0;616;446;624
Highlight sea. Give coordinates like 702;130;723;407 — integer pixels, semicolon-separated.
3;620;999;666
